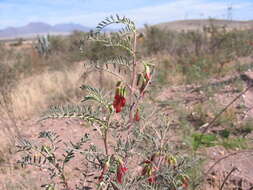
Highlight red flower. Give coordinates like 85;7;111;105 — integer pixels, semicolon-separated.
120;96;126;107
113;95;126;113
148;175;156;184
114;104;122;113
113;95;122;113
113;84;126;113
117;162;128;184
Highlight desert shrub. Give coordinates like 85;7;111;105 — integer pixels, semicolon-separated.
229;29;253;57
69;31;87;51
142;25;176;55
156;58;170;85
48;31;90;63
17;15;198;190
48;35;67;53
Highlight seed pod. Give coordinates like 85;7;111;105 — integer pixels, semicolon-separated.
144;63;151;81
98;159;110;182
140;83;146;97
134;109;140;121
122;87;126;97
118;86;124;97
136;73;142;86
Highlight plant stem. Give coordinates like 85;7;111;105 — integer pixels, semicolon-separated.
103;127;109;156
35;147;70;190
129;32;137;123
60;172;70;190
103;113;112;156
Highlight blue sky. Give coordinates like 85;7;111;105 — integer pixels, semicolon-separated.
0;0;253;29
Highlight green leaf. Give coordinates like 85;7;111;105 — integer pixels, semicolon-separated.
95;15;136;33
81;85;110;110
192;133;217;150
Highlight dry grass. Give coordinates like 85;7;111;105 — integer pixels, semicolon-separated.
10;63;84;118
8;62;121;119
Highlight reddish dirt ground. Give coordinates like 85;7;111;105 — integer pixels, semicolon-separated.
1;72;253;189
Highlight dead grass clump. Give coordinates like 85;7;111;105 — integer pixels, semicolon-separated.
10;63;84;118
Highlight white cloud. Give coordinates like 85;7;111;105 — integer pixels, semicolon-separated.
0;0;252;29
54;0;253;28
120;0;253;26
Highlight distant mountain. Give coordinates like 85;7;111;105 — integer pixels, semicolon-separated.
0;22;90;39
2;19;253;40
53;23;90;32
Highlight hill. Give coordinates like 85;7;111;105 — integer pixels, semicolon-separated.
153;19;253;31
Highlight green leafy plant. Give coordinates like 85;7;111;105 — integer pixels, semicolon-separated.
17;15;196;190
219;137;248;150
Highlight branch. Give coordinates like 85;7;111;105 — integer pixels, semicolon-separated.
219;167;238;190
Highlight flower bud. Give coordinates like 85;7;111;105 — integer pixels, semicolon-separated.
136;73;142;86
116;159;128;184
166;154;177;167
134;109;140;121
